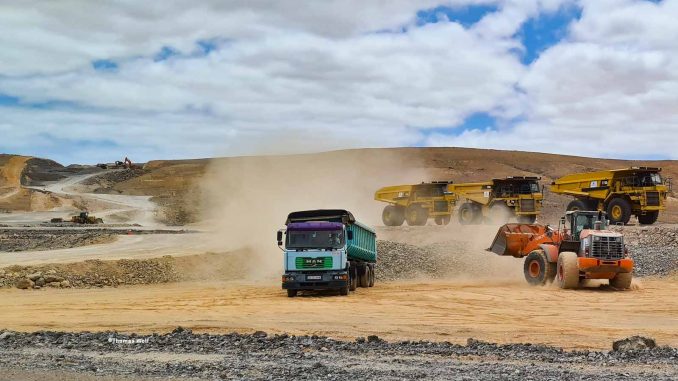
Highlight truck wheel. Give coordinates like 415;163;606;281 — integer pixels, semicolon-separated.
405;204;428;226
287;290;298;298
349;264;358;291
458;203;479;225
517;215;537;224
368;265;375;287
606;198;632;225
637;211;659;225
610;273;632;289
339;284;349;296
566;199;589;212
382;205;405;226
489;203;511;224
557;252;580;289
523;251;555;286
434;215;451;225
358;264;369;288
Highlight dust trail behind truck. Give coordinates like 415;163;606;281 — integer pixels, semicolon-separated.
278;209;377;297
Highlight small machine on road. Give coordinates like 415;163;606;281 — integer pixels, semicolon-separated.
488;210;633;289
278;209;377;297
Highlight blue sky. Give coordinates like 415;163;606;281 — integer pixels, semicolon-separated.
0;0;676;164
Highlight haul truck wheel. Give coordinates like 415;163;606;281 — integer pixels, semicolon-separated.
405;204;428;226
638;211;659;225
458;203;480;225
606;198;632;225
382;205;405;226
434;215;451;225
358;264;369;288
557;252;579;289
523;251;554;286
287;290;297;298
566;199;589;212
368;265;375;287
610;273;632;289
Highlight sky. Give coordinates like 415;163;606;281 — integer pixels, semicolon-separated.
0;0;677;164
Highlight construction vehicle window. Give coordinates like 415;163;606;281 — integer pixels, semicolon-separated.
287;230;344;249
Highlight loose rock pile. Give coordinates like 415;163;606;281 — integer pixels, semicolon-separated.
0;230;115;252
611;226;678;277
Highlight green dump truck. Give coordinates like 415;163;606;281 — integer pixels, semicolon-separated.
277;209;377;297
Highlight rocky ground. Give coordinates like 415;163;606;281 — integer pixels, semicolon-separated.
0;329;674;380
0;230;116;252
611;225;678;277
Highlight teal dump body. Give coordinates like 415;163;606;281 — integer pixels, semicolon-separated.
346;221;377;263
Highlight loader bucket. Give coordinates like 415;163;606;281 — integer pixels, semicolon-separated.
488;223;548;258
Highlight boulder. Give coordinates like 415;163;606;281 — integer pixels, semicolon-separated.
27;272;42;281
612;336;657;352
44;275;64;283
35;277;46;287
16;278;34;289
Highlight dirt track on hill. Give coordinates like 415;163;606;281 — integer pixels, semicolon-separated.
2;278;676;350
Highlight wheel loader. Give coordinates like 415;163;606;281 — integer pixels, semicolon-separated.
374;182;456;226
69;211;103;224
550;167;668;225
447;177;543;225
488;210;633;289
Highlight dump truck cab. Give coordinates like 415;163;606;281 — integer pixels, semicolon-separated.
551;167;668;225
448;176;543;225
374;181;456;226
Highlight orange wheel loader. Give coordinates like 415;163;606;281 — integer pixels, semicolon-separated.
487;210;633;289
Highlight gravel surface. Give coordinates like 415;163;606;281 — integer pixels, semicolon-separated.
611;226;678;277
0;329;675;380
0;230;115;252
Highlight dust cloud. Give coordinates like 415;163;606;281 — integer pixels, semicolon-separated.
199;149;431;280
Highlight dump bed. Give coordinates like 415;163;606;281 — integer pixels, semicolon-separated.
551;167;664;196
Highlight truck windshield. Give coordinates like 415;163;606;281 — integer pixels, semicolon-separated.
517;182;540;194
287;230;345;249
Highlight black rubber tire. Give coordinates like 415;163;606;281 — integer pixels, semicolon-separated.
368;265;375;287
637;211;659;225
434;215;451;225
458;203;480;225
349;264;357;291
517;214;537;224
339;284;349;296
358;264;369;288
382;205;405;226
567;199;589;212
405;204;428;226
523;251;555;286
557;252;580;289
606;198;632;225
287;289;297;298
610;273;632;289
489;203;511;224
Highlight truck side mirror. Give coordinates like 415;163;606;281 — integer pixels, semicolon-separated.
347;230;353;240
276;230;283;246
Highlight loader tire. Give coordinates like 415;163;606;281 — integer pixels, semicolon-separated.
610;273;632;289
382;205;405;226
434;215;451;225
566;199;590;212
458;203;481;225
405;204;428;226
517;214;537;224
557;252;580;289
523;251;555;286
637;211;659;225
607;198;632;225
358;264;369;288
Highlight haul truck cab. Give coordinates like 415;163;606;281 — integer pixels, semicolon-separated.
277;210;377;297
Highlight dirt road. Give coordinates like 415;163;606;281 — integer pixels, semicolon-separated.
2;278;676;350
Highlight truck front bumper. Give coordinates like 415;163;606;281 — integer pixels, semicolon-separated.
282;271;348;291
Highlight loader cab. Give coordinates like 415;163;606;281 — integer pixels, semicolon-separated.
566;210;607;241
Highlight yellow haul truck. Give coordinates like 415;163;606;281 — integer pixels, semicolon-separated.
447;177;543;225
550;167;668;225
374;181;456;226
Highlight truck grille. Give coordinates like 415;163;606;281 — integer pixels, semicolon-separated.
591;237;623;260
646;191;660;206
433;201;449;212
520;199;535;212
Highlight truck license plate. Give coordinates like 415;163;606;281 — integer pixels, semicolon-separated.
307;275;322;280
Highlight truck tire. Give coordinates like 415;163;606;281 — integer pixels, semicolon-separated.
339;284;349;296
458;203;480;225
434;215;451;225
606;198;632;225
637;211;659;225
287;289;298;297
610;273;632;289
358;264;369;288
382;205;405;226
368;265;375;287
517;215;537;224
523;251;555;286
566;199;589;212
349;264;358;291
489;203;511;224
556;252;580;289
405;204;428;226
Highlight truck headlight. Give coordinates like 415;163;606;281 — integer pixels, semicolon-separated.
282;275;295;282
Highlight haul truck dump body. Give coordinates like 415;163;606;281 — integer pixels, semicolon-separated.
374;182;455;226
279;210;377;297
447;177;543;225
551;167;668;225
488;211;634;289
